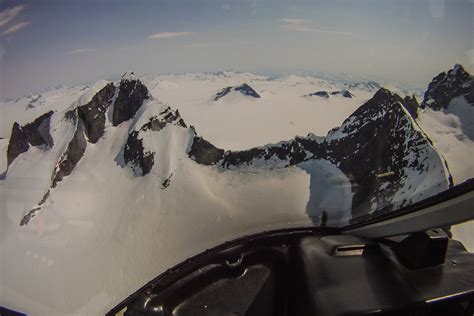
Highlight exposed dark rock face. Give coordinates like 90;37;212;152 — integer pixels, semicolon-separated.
220;137;321;169
64;109;78;122
341;90;353;98
25;94;44;110
308;91;329;98
403;95;419;119
22;111;54;146
20;190;50;226
235;83;260;98
214;83;260;101
20;206;41;226
121;106;188;176
124;131;155;176
215;87;232;101
112;73;151;126
310;90;353;99
162;173;173;189
189;134;323;170
140;107;187;132
345;80;381;92
420;64;474;110
330;90;354;98
7;111;54;166
51;110;87;188
188;137;225;166
7;123;29;166
77;83;116;143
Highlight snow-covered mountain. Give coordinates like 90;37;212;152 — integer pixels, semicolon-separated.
0;66;472;315
417;64;474;183
214;83;261;101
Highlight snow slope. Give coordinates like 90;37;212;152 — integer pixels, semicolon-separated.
142;72;375;150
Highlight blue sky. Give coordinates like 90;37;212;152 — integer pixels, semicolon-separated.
0;0;473;99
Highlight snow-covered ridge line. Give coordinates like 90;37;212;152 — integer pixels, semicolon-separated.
10;74;151;225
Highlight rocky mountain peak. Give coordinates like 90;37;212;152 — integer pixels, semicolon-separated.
307;89;354;99
112;74;151;126
7;111;54;166
77;83;116;143
122;105;188;176
420;64;474;110
214;83;260;101
234;83;260;98
308;91;329;98
121;71;137;82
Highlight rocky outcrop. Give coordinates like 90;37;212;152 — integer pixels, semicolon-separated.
215;87;232;101
345;80;381;92
330;89;353;98
122;106;187;176
140;107;187;132
20;191;50;226
221;139;311;170
123;131;155;176
162;173;173;189
25;94;44;110
402;95;419;119
22;111;54;147
77;83;116;143
51;110;87;188
214;83;260;101
307;90;353;99
112;73;151;126
7;111;54;166
420;64;474;110
235;83;260;98
188;137;225;166
308;91;329;98
7;123;30;166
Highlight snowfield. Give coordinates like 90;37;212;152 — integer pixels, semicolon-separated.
143;72;374;150
0;70;472;315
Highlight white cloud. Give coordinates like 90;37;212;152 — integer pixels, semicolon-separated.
148;32;191;40
67;48;97;54
279;17;352;36
1;21;31;36
280;18;311;25
186;43;211;48
0;5;24;28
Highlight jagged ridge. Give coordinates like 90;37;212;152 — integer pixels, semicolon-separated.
7;111;54;166
421;64;474;110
